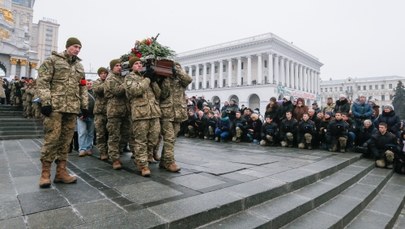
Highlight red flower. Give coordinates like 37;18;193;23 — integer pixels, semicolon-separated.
145;38;152;46
135;52;142;58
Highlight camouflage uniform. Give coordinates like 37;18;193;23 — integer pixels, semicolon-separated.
104;72;131;162
93;77;108;158
24;84;35;118
36;51;88;162
125;71;161;169
159;63;192;167
32;83;42;119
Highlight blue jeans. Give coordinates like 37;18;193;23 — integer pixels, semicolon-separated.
77;117;95;151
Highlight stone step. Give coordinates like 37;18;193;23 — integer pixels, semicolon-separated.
0;119;43;125
0;125;43;131
282;168;393;229
394;206;405;229
148;153;362;228
0;134;43;140
199;159;374;229
0;111;24;116
0;105;23;111
347;173;405;229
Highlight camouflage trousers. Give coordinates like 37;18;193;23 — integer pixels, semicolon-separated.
40;112;76;162
160;120;180;166
133;118;160;167
24;101;32;118
32;103;42;119
95;114;108;157
106;117;131;161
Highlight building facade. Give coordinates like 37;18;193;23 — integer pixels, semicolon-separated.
0;0;59;79
320;75;405;108
176;33;323;114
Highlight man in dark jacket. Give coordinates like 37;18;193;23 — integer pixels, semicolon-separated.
352;95;373;130
327;112;349;152
374;105;401;137
334;94;350;114
368;122;400;169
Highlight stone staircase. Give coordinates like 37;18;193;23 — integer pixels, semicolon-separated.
194;157;405;229
0;105;43;140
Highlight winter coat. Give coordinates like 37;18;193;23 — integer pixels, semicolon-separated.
374;110;401;135
334;99;350;114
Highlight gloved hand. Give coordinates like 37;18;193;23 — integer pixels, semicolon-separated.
172;65;177;76
81;109;89;118
41;105;52;117
144;66;157;82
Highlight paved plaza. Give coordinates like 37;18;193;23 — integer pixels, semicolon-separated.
1;137;405;228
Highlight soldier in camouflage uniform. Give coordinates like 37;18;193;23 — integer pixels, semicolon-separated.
93;67;109;160
125;57;161;177
24;78;35;118
32;80;42;119
36;37;88;188
158;62;192;172
104;59;131;170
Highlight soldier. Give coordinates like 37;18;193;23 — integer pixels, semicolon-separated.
260;116;279;146
368;122;400;169
327;111;349;152
36;37;88;188
279;111;298;147
93;67;109;160
24;78;35;118
125;57;161;176
158;62;192;172
104;59;131;170
298;113;316;149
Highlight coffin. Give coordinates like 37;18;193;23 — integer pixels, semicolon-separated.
151;59;174;77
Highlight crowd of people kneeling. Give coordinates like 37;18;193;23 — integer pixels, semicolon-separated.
180;94;405;174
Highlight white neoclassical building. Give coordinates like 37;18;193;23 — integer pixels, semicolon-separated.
175;32;323;114
320;75;405;108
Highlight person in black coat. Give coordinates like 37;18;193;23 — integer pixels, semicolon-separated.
298;113;316;150
374;104;401;137
327;112;349;152
334;94;351;114
260;116;279;146
368;122;400;169
279;111;298;147
394;132;405;174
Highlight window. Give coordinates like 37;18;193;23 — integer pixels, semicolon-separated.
207;67;210;73
357;86;361;90
390;94;394;100
325;88;328;92
199;82;202;88
381;95;385;101
340;87;343;91
369;85;372;90
214;80;218;88
241;62;244;70
335;87;337;92
199;69;202;75
375;85;378;89
389;84;393;89
264;60;267;68
192;69;195;76
223;79;226;86
363;85;366;90
223;64;226;72
192;83;195;90
321;88;323;92
381;84;385;89
214;66;218;73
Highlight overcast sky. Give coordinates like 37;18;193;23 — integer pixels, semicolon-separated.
33;0;405;80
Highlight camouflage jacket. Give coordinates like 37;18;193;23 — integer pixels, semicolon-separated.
125;72;161;121
92;78;107;115
159;63;192;122
25;86;35;103
36;51;88;114
104;72;128;118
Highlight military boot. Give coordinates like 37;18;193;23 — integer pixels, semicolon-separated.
339;137;347;153
281;141;288;147
39;160;52;188
100;154;108;161
148;154;157;164
54;160;77;184
375;159;386;168
165;162;181;173
298;143;305;149
112;160;122;170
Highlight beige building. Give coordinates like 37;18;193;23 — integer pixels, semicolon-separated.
0;0;59;79
320;75;405;108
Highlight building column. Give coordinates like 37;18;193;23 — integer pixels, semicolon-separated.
237;57;242;86
202;63;207;89
268;52;273;84
187;66;192;90
219;60;223;88
257;54;263;84
274;54;279;85
195;64;199;90
310;70;314;93
299;65;304;91
10;58;17;77
20;59;27;78
294;63;298;89
247;56;252;85
291;62;295;89
285;59;291;88
210;62;215;89
30;62;38;79
280;56;285;86
227;59;232;87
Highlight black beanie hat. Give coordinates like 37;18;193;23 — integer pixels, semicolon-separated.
97;67;108;75
109;59;121;70
65;37;82;48
128;56;141;68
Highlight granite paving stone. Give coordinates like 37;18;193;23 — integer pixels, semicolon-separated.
169;173;226;190
346;209;392;229
201;212;267;229
0;216;26;229
13;175;41;194
0;199;22;220
54;177;105;204
74;199;125;223
18;189;69;215
27;207;83;229
117;181;183;204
